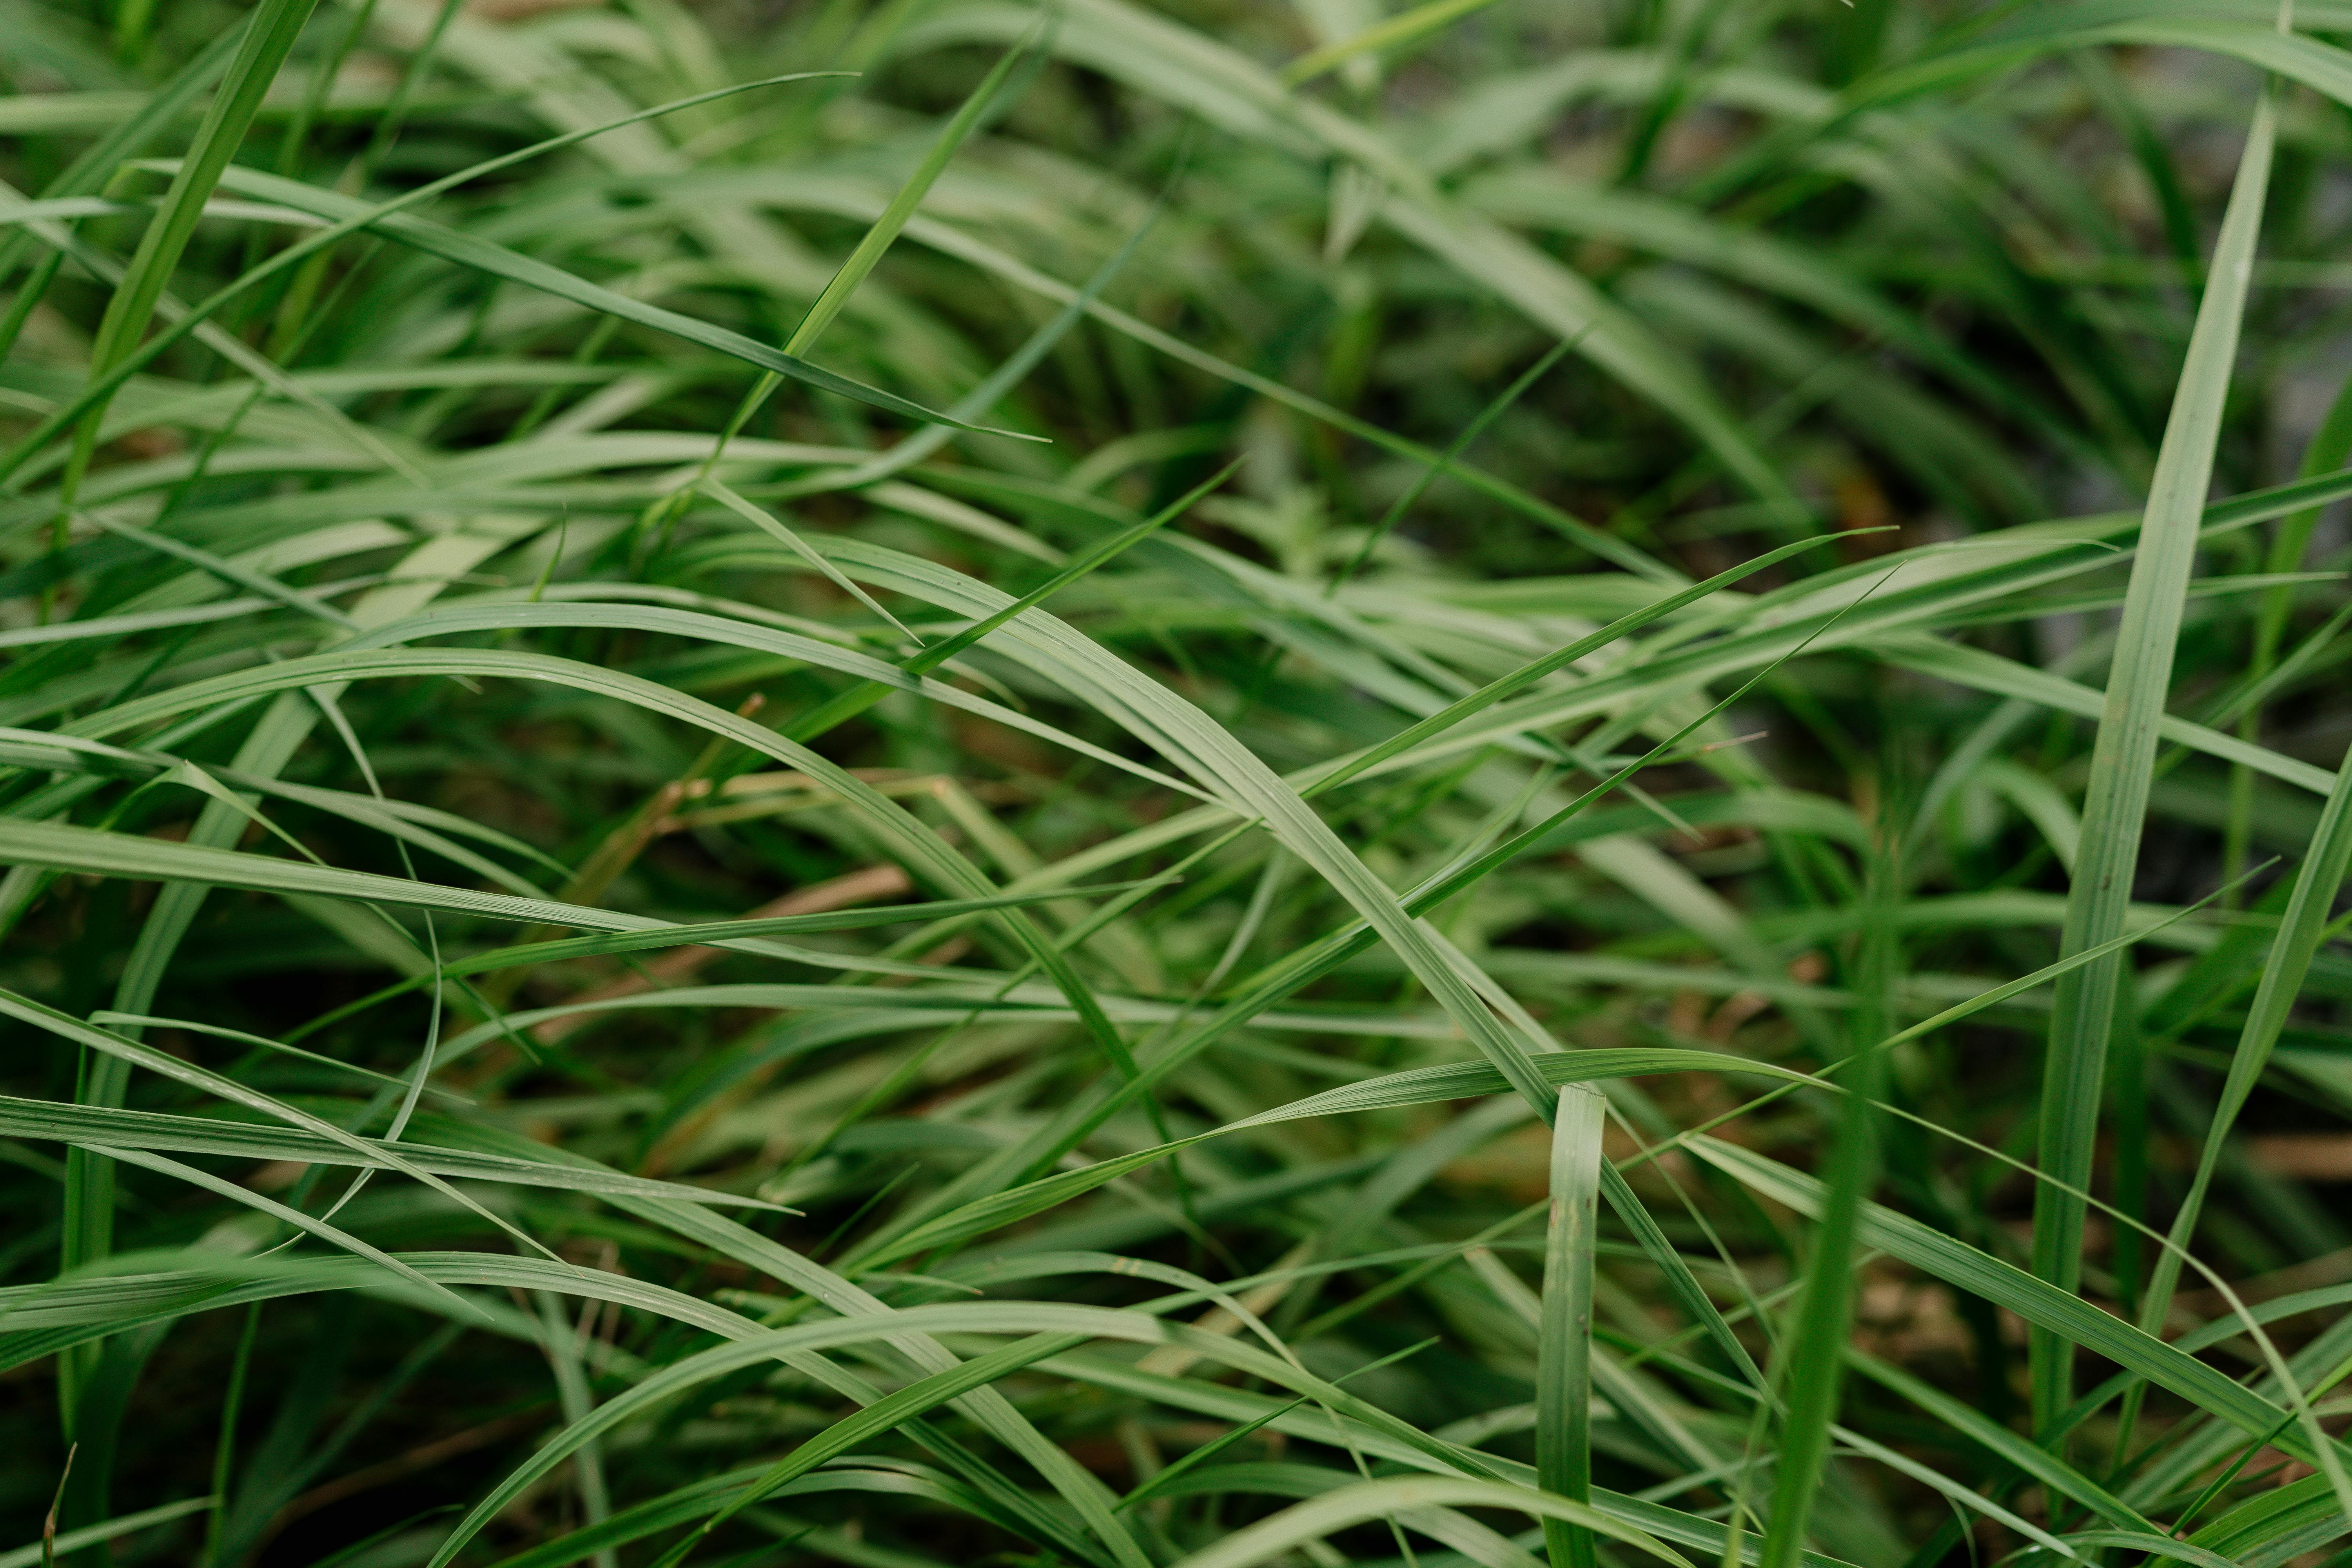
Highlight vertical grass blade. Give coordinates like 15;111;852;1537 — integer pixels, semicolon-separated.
1758;840;1896;1568
58;0;321;499
534;1291;619;1568
1537;1085;1607;1568
2029;82;2277;1432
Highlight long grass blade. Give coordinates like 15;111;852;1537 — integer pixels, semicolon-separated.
1537;1087;1607;1568
2030;71;2277;1433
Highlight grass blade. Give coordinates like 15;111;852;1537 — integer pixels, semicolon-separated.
1537;1086;1607;1568
59;0;321;503
2030;73;2277;1433
1758;844;1893;1568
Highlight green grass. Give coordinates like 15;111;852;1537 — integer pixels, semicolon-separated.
3;1;2352;1566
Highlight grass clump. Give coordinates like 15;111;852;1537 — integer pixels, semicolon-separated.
3;1;2352;1566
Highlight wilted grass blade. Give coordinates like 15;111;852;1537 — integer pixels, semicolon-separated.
1;1496;213;1568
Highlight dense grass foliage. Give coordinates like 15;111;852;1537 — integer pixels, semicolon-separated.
6;0;2352;1565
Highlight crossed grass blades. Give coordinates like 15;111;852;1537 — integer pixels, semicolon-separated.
3;0;2352;1565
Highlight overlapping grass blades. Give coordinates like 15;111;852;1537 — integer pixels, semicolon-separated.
4;1;2352;1566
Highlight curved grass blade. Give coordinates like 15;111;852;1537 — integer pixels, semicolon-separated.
1304;531;1878;802
0;1094;777;1206
0;74;865;491
1688;1136;2350;1467
198;164;1034;439
784;461;1242;745
1165;1477;1691;1568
